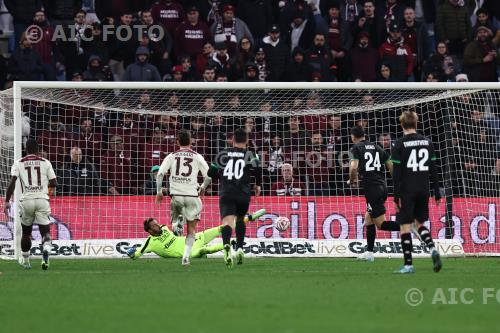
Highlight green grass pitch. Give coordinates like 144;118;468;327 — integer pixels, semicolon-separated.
1;258;499;333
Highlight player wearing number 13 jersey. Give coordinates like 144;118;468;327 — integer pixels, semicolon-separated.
3;139;57;270
391;111;442;274
207;128;262;267
156;129;210;266
349;126;400;262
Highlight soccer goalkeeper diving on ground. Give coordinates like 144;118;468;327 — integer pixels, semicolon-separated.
126;209;266;260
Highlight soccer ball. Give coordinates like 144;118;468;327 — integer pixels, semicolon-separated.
274;216;290;232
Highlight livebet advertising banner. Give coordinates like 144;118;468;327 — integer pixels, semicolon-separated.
0;238;464;259
0;196;498;255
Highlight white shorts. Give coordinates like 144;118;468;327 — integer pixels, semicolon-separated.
170;196;202;223
19;199;51;226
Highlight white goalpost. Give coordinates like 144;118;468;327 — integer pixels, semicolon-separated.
1;81;499;259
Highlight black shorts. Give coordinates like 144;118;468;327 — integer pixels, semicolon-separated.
364;184;387;218
219;195;250;218
397;192;429;225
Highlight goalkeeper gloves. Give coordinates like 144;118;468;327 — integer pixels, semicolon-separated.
126;246;136;259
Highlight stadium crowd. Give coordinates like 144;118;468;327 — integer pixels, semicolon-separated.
1;0;499;197
0;0;499;87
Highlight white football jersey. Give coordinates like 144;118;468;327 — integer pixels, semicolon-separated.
159;148;209;196
11;155;56;201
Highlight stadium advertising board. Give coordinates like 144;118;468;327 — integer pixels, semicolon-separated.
0;196;496;256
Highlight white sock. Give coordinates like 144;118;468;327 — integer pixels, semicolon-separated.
22;251;30;263
43;240;52;253
183;234;195;259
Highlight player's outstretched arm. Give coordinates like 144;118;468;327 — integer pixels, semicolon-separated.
3;176;17;215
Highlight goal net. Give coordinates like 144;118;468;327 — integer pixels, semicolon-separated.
1;82;499;259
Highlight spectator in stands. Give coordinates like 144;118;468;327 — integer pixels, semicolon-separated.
379;22;414;81
91;102;118;136
286;46;311;82
377;63;395;81
178;55;198;81
139;10;173;77
425;72;440;82
76;118;103;164
423;41;458;81
306;33;334;81
168;65;184;82
472;8;498;37
436;0;471;57
239;62;260;82
151;0;184;38
58;146;118;195
143;165;169;195
230;37;254;80
325;114;349;153
243;117;261;152
7;33;44;81
190;116;209;155
122;47;161;82
254;47;269;81
463;26;499;82
38;115;74;166
211;5;254;56
283;115;309;152
108;11;137;81
195;42;215;77
236;0;274;39
402;7;431;81
323;2;353;81
260;24;289;82
285;8;317;52
305;131;332;195
174;6;211;62
141;128;169;175
82;22;109;66
31;10;57;81
262;133;290;192
340;0;363;24
207;42;234;76
376;0;406;33
4;0;42;48
201;66;216;82
271;163;305;196
83;55;113;81
355;0;385;48
349;31;379;81
57;9;87;80
101;135;136;194
44;0;82;26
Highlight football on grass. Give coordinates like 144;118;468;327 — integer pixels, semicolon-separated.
274;216;290;232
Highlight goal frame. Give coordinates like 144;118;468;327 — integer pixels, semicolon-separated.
8;81;500;260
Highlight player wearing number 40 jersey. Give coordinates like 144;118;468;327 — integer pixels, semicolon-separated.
207;128;262;268
155;129;210;266
349;126;400;262
3;139;57;270
391;111;442;274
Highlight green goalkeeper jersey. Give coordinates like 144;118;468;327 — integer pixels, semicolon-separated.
131;226;184;259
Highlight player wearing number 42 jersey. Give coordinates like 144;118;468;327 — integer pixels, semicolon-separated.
207;128;262;268
155;129;210;266
349;126;400;262
3;139;57;270
391;111;442;274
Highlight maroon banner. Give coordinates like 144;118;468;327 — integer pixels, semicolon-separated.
1;196;498;253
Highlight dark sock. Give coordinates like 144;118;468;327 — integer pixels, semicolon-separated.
366;224;376;252
221;225;232;246
235;219;246;249
418;226;435;250
401;233;413;266
380;221;400;231
21;235;31;252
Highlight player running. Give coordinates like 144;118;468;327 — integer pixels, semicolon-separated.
126;209;266;260
3;139;57;270
207;128;262;267
155;129;210;266
349;125;400;262
391;111;442;274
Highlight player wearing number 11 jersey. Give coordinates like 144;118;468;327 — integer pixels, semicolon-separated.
207;128;262;267
391;111;442;274
156;130;210;266
349;126;400;262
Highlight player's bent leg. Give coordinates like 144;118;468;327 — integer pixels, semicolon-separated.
192;243;225;258
20;224;33;270
182;220;198;266
198;226;222;245
234;215;246;265
170;197;185;236
221;215;235;268
414;220;442;272
359;213;375;262
394;223;415;274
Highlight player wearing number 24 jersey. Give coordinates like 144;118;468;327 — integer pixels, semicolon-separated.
156;130;210;266
349;126;400;262
3;139;57;270
391;111;441;274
